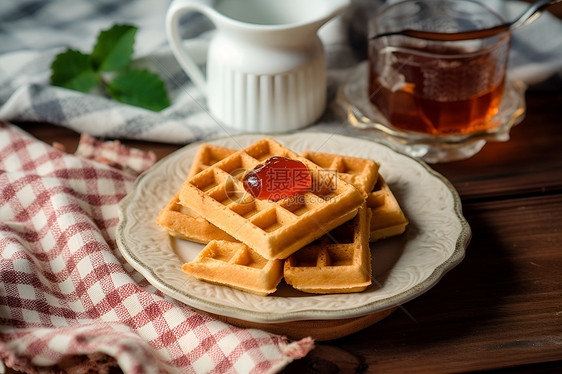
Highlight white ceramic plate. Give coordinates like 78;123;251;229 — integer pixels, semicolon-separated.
116;133;470;323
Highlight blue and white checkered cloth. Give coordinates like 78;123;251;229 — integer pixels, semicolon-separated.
1;0;561;144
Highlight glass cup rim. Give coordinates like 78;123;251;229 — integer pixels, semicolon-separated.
373;0;508;41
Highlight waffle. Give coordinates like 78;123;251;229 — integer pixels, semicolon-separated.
283;203;372;293
178;138;366;260
186;143;237;176
300;151;379;195
156;144;236;243
156;193;236;243
367;175;409;241
182;240;283;296
300;150;407;241
159;144;407;244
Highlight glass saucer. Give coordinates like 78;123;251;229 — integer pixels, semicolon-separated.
336;62;527;163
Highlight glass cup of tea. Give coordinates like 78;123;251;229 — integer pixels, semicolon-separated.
368;0;512;136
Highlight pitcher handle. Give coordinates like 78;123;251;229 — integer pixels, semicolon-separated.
166;0;213;94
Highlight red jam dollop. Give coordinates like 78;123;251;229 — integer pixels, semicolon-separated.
242;156;312;201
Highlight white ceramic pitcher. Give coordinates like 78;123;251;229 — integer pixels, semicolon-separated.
166;0;350;132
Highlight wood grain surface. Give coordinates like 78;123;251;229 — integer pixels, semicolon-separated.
8;6;562;372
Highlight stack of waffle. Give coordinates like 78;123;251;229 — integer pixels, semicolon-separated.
156;138;408;296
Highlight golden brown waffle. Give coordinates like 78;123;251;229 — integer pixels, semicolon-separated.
284;204;372;293
300;150;407;241
156;193;236;243
159;144;407;244
300;151;379;195
164;142;406;295
186;143;237;176
159;146;379;244
182;240;283;296
156;144;237;243
367;175;408;241
178;138;365;260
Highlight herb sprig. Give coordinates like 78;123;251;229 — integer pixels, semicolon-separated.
50;24;170;111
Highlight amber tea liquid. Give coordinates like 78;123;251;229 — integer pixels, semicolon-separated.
368;44;508;135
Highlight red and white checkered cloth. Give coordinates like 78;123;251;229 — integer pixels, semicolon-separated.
0;121;314;373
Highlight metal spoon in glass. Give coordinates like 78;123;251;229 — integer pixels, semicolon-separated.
370;0;561;41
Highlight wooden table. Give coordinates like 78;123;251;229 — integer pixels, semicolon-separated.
9;4;562;371
12;84;562;373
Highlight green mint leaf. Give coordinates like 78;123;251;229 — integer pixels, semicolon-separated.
50;49;98;92
106;69;170;111
91;24;137;72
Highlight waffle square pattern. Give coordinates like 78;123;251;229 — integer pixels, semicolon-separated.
182;240;283;296
178;138;365;260
300;151;379;196
156;144;237;244
284;203;372;293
